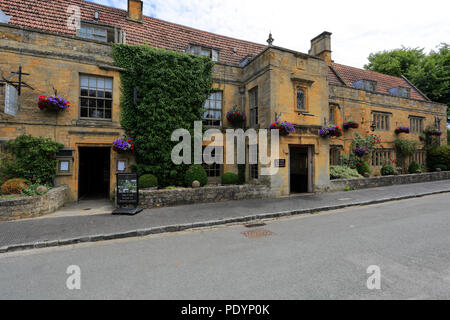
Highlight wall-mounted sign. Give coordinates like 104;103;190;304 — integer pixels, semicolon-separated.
4;84;18;116
116;160;127;172
116;173;139;206
275;159;286;168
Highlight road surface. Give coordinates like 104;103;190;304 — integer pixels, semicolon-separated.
0;193;449;299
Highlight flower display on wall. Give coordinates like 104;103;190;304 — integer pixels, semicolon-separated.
343;121;359;129
113;137;135;153
226;107;247;125
269;120;296;136
37;95;70;111
395;126;410;134
320;125;343;138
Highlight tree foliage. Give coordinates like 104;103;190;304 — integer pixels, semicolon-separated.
365;44;450;119
112;44;214;187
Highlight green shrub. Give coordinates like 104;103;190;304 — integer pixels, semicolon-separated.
1;178;31;195
356;161;371;176
330;166;363;180
427;145;450;170
221;172;239;185
408;161;422;174
0;135;62;184
184;165;208;187
434;164;448;171
138;174;158;189
381;165;396;176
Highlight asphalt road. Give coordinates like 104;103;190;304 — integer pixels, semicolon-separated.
0;193;449;300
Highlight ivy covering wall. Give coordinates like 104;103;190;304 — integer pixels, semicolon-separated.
112;44;214;186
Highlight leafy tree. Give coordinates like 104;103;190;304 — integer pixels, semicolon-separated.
365;44;450;120
365;47;425;77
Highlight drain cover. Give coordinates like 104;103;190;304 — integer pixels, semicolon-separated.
244;222;267;228
241;229;275;239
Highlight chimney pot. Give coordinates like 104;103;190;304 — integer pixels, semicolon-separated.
128;0;143;23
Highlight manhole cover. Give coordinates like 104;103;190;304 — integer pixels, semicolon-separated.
244;222;267;228
241;229;275;239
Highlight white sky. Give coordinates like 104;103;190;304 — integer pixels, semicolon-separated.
91;0;450;68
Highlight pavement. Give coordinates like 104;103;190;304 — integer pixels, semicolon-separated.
1;193;449;299
0;180;449;253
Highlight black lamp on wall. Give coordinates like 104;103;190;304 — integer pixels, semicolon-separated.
370;120;377;132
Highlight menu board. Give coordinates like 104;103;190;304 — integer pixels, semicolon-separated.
116;173;139;206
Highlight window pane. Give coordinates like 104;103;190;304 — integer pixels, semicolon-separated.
105;91;112;99
80;88;88;97
97;78;105;88
89;77;96;87
105;79;113;90
80;76;88;87
80;107;88;117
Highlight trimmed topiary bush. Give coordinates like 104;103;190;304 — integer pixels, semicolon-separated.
185;165;208;187
381;165;396;176
221;172;239;185
434;164;448;171
330;166;363;180
1;178;31;195
408;161;422;174
138;174;158;189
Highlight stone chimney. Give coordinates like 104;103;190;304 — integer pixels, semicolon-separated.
309;31;332;65
127;0;143;23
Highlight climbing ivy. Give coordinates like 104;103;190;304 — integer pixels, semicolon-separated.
112;44;214;186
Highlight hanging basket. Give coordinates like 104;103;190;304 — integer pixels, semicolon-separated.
343;121;359;130
320;125;343;138
269;121;295;136
395;126;410;134
37;95;70;111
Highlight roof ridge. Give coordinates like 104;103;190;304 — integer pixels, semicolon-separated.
80;0;266;49
331;62;407;82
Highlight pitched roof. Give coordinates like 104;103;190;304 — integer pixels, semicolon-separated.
0;1;431;102
0;0;266;65
331;63;428;101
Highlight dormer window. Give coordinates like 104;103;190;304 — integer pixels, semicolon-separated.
187;45;219;62
388;86;410;98
352;79;377;92
79;22;126;43
239;55;253;67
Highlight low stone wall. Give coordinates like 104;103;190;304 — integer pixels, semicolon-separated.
0;186;69;221
324;171;450;192
139;185;273;209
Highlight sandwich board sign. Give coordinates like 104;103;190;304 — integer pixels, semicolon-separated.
113;173;143;216
4;84;18;116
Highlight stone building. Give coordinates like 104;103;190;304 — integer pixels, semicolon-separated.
0;0;447;200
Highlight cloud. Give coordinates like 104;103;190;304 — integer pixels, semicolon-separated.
89;0;450;68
